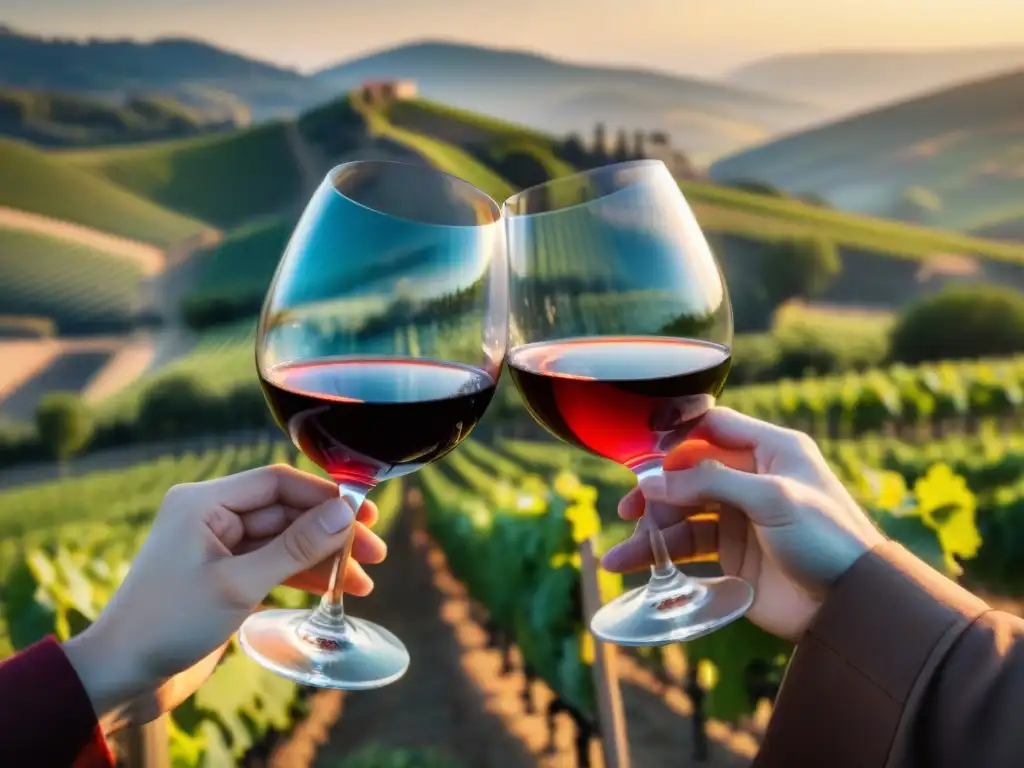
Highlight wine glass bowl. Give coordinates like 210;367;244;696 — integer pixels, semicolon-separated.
504;160;753;646
244;160;507;688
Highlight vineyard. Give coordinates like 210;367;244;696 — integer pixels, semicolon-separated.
0;438;404;765
0;228;145;331
0;416;1011;766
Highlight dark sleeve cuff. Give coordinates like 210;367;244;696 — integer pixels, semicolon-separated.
754;540;989;768
0;636;115;767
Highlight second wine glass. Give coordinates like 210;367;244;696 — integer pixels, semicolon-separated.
243;160;507;688
504;159;753;646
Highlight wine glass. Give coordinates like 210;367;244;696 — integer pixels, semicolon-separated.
504;159;753;646
243;160;507;688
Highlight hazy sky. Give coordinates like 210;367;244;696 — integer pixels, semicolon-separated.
7;0;1024;76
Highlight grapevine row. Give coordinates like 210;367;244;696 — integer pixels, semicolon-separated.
0;439;403;766
725;354;1024;438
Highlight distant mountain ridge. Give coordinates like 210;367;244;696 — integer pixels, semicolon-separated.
709;66;1024;239
0;24;335;119
0;26;823;159
730;46;1024;115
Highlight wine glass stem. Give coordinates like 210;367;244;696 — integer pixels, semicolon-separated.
298;485;367;644
635;464;688;583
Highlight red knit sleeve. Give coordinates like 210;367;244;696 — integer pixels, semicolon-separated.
0;636;115;767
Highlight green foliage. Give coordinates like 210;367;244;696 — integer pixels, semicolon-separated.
354;94;515;203
330;745;463;768
0;439;405;766
180;214;295;325
726;354;1024;437
0;139;202;246
0;227;143;332
0;86;226;147
35;392;92;462
890;286;1024;364
760;236;842;306
729;305;892;384
137;375;217;440
421;463;620;719
679;179;1024;265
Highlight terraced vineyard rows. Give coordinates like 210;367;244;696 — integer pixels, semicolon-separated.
0;228;145;331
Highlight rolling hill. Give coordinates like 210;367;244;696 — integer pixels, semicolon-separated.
0;139;203;246
157;92;1024;341
0;25;334;120
63;122;309;229
0;86;239;147
730;46;1024;116
313;40;821;161
709;68;1024;238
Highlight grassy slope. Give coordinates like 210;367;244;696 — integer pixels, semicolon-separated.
352;93;515;203
384;98;576;182
0;139;202;246
681;180;1024;262
185;213;294;301
62;121;305;229
0;228;144;330
379;99;1024;263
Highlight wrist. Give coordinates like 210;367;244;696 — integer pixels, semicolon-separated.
63;626;149;734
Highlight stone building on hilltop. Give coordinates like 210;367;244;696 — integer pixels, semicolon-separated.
359;80;418;105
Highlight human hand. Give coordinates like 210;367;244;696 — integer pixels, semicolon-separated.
601;407;884;642
62;464;387;732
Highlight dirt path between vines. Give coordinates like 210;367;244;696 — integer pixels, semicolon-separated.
271;507;538;768
269;496;757;768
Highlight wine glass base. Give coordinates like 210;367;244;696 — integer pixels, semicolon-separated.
238;609;410;690
590;573;753;647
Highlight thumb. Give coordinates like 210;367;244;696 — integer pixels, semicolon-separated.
654;460;792;528
228;496;356;601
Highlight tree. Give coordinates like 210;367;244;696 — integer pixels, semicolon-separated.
632;130;646;159
890;285;1024;363
562;133;588;167
592;122;607;162
760;237;842;307
35;393;93;467
138;374;216;439
612;129;630;163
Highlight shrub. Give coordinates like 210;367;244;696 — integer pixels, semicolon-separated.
761;237;842;307
137;375;217;439
728;334;781;385
890;285;1024;363
35;392;93;463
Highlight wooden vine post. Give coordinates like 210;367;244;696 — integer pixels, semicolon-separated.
120;716;170;768
579;538;631;768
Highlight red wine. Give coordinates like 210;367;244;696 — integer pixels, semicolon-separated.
508;337;731;469
259;358;496;488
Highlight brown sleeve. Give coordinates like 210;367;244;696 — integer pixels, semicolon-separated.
752;539;1018;768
